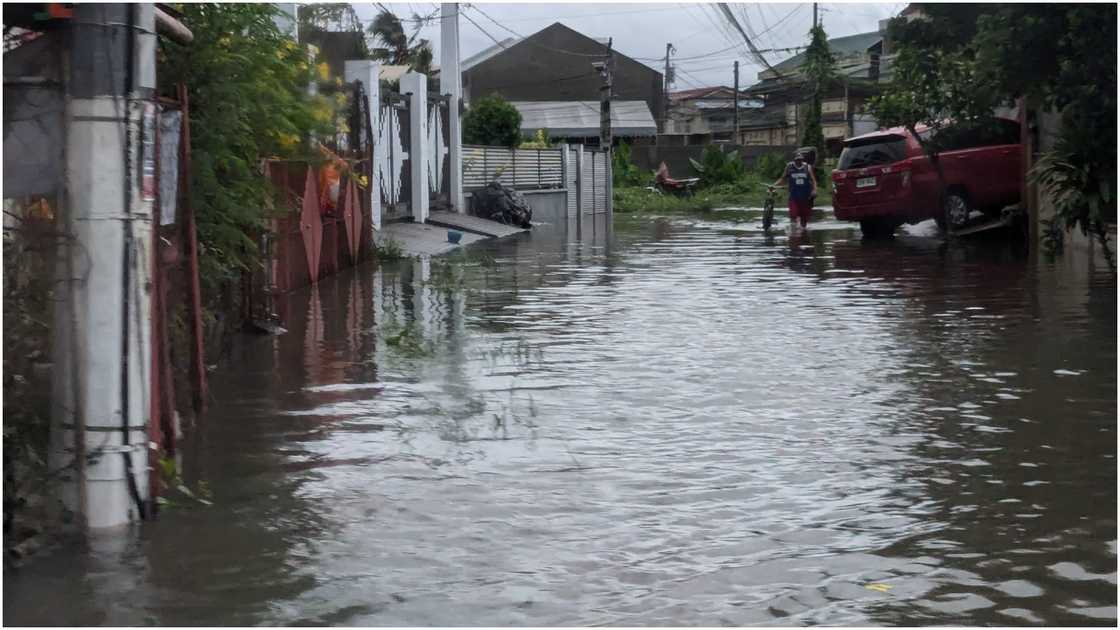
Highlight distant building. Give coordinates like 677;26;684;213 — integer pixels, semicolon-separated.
460;22;665;130
665;86;764;140
740;29;886;154
512;100;657;141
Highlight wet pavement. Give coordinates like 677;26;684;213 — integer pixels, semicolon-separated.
5;210;1116;626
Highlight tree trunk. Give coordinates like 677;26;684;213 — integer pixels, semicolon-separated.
908;124;951;231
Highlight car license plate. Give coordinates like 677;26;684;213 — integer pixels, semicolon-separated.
856;177;876;188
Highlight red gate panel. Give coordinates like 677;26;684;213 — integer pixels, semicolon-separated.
300;168;322;284
342;178;361;262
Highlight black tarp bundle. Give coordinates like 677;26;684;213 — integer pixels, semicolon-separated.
468;182;533;229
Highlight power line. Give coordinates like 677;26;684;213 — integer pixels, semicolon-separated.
459;7;510;50
466;4;606;58
481;5;687;23
715;2;784;78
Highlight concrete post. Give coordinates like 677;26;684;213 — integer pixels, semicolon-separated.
576;144;585;214
401;72;429;223
440;4;465;213
53;3;155;530
344;60;382;232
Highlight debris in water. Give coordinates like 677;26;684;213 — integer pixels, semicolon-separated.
865;583;893;593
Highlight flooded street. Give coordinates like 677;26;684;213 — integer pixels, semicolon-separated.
5;212;1116;626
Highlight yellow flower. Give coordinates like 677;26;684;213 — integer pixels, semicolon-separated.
334;76;343;87
317;62;330;81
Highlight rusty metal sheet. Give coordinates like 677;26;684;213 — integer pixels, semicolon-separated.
349;179;362;260
300;168;323;283
342;177;357;261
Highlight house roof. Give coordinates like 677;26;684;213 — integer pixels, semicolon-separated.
462;37;520;72
461;23;653;74
762;30;884;78
511;100;657;138
670;86;734;101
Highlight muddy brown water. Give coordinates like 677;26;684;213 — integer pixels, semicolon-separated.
4;212;1116;626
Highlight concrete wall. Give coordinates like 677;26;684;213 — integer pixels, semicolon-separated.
463;23;664;124
522;189;568;223
465;189;571;225
629;144;800;178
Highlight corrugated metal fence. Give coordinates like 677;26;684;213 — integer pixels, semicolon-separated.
463;146;564;191
464;144;611;217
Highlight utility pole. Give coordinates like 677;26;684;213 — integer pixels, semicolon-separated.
54;2;157;530
440;3;464;214
813;2;818;27
662;42;673;133
733;61;740;144
599;38;613;151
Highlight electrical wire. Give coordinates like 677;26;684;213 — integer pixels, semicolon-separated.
466;4;607;58
716;2;784;78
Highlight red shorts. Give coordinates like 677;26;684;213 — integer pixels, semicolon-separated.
788;197;813;222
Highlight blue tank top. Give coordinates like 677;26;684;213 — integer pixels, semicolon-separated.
787;162;813;201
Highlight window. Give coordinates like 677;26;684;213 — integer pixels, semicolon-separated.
837;136;908;169
923;119;1022;152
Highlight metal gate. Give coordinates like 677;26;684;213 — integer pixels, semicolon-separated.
377;92;411;222
427;93;451;207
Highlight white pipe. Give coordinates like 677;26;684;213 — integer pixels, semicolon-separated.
154;7;193;45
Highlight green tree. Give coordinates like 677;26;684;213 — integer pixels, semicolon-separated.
158;3;331;292
367;9;433;73
463;95;522;147
800;24;834;167
298;3;365;38
870;4;1115;260
868;6;1006;229
971;4;1116;264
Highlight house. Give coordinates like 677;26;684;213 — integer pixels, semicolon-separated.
666;86;763;139
461;22;665;129
740;29;886;154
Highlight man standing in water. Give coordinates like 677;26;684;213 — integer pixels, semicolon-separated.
772;151;817;230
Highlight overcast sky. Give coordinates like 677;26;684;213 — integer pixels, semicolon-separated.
350;2;903;89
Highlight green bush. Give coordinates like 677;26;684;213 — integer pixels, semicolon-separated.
612;141;645;187
463;94;522;147
755;152;788;181
689;144;744;188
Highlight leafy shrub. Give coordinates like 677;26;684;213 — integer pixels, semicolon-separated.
612;141;645;187
754;152;788;181
519;129;552;149
689;144;744;188
463;94;522;147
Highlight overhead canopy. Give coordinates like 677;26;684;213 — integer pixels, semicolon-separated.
510;100;657;138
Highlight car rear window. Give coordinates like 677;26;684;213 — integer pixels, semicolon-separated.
837;137;908;170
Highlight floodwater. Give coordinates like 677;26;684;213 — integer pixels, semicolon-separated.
5;210;1117;626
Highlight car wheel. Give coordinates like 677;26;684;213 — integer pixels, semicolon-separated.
943;190;971;230
860;218;896;239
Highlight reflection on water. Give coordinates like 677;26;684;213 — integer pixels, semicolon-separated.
5;213;1116;626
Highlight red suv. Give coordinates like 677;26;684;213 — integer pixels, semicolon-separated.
831;118;1023;237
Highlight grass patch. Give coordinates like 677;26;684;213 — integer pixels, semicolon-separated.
613;169;833;214
375;238;406;261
